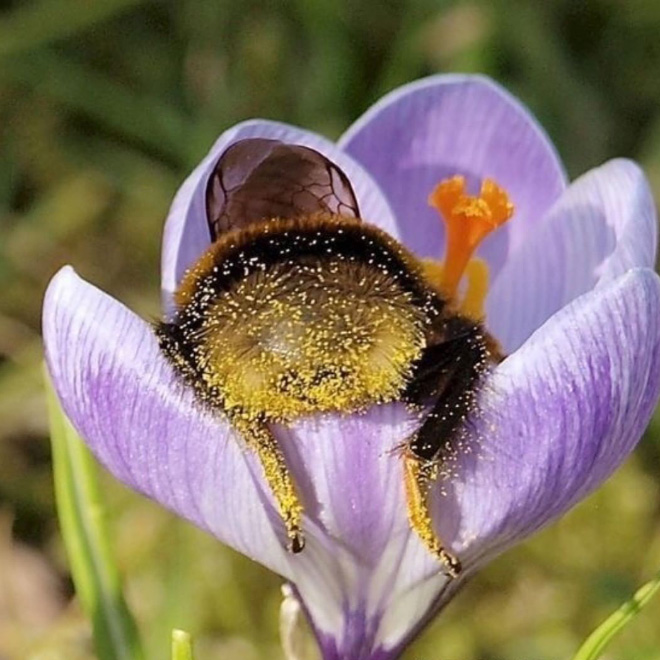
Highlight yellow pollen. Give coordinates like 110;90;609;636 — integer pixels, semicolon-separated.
428;175;514;301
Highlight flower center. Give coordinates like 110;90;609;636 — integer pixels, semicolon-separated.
424;175;514;318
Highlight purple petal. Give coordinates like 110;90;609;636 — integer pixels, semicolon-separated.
340;74;567;275
161;120;398;314
43;267;293;575
278;409;447;656
488;159;658;352
383;267;660;656
455;267;660;566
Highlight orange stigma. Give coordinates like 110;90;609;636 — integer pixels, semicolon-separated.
429;176;514;299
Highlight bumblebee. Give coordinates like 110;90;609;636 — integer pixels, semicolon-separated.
157;138;511;577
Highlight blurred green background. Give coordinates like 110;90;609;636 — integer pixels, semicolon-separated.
1;0;660;658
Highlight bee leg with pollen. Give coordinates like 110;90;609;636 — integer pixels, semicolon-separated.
239;420;306;553
402;321;491;577
403;451;462;577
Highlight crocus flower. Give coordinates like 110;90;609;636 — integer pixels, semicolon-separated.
43;75;660;660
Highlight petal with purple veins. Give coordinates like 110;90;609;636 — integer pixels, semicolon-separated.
488;159;658;352
43;266;295;574
278;409;448;656
456;267;660;567
380;267;660;657
340;74;567;275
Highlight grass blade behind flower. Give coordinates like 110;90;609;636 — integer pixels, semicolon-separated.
572;569;660;660
46;375;144;660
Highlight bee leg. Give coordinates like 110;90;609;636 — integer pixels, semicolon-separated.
403;451;461;578
242;422;305;553
402;322;490;577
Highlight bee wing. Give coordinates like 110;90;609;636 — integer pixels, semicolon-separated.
206;138;360;239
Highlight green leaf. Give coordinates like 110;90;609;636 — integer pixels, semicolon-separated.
172;629;194;660
46;374;144;660
572;569;660;660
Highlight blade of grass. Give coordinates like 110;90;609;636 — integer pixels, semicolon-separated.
572;569;660;660
172;630;194;660
46;375;144;660
0;0;145;58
